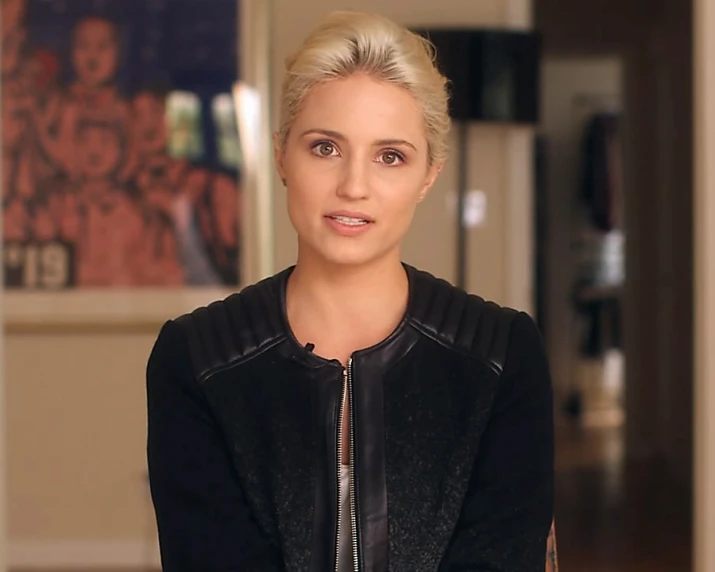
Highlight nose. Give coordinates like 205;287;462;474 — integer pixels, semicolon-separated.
335;155;369;200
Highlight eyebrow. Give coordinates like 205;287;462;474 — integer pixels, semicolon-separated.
299;128;418;152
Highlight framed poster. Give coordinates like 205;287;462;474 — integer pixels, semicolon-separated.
1;0;273;329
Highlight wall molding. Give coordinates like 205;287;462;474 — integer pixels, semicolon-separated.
504;127;535;314
694;0;715;570
9;540;160;569
503;0;534;315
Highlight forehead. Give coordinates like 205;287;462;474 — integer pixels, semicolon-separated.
294;74;425;141
73;19;116;42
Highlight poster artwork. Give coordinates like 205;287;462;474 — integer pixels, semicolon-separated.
1;0;242;289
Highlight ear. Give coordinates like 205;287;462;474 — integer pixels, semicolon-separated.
273;132;286;185
418;160;444;202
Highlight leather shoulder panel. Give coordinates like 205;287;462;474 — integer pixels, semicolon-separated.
173;271;289;383
405;266;519;375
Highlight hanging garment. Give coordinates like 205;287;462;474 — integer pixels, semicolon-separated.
581;113;623;232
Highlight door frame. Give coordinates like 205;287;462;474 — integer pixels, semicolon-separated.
693;0;715;570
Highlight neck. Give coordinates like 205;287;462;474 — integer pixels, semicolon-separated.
286;250;409;358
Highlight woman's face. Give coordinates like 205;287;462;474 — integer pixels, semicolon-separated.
275;73;441;268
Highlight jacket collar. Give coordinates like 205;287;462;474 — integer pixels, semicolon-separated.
272;263;423;371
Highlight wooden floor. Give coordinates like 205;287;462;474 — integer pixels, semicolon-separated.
555;423;692;572
11;424;692;572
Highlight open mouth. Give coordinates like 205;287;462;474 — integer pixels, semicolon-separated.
326;215;372;226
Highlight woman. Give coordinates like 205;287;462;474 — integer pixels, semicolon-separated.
147;10;555;571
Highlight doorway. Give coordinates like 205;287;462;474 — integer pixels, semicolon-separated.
535;0;694;570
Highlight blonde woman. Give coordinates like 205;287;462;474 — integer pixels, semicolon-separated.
147;11;555;571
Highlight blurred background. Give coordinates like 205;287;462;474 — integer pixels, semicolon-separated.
1;0;714;571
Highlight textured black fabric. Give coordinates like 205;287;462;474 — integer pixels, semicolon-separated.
436;312;555;571
146;265;554;571
146;321;286;571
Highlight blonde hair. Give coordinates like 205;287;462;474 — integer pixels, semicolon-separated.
278;11;451;165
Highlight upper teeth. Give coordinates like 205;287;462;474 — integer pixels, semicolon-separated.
332;216;367;225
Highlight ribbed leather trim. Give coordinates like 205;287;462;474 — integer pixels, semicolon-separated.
404;265;519;375
173;269;292;383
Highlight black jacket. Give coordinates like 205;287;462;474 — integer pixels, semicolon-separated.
146;265;554;572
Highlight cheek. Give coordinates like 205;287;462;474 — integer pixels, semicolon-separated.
103;46;118;68
285;178;322;222
386;192;419;229
378;173;424;213
285;186;313;236
283;153;331;204
372;177;424;235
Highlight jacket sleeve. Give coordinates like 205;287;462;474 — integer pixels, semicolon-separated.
146;319;285;571
439;311;555;572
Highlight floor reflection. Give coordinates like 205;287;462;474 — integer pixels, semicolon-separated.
555;424;692;571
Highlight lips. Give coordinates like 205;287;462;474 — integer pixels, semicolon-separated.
325;211;374;225
324;210;375;236
329;215;368;226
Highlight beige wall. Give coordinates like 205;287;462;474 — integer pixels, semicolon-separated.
5;330;161;568
2;0;534;568
694;0;715;569
1;3;7;567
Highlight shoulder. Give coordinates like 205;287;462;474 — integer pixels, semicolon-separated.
149;269;291;383
404;265;542;376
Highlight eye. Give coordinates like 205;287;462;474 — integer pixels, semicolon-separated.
311;141;338;158
378;150;405;166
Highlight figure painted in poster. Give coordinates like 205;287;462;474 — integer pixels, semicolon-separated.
1;0;242;289
2;0;38;243
131;86;241;286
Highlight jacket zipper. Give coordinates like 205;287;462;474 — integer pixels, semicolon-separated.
347;358;359;572
335;358;359;572
335;367;347;572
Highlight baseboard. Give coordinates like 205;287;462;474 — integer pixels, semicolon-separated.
9;539;161;569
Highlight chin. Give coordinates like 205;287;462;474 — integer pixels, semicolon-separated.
304;240;397;270
324;252;376;268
